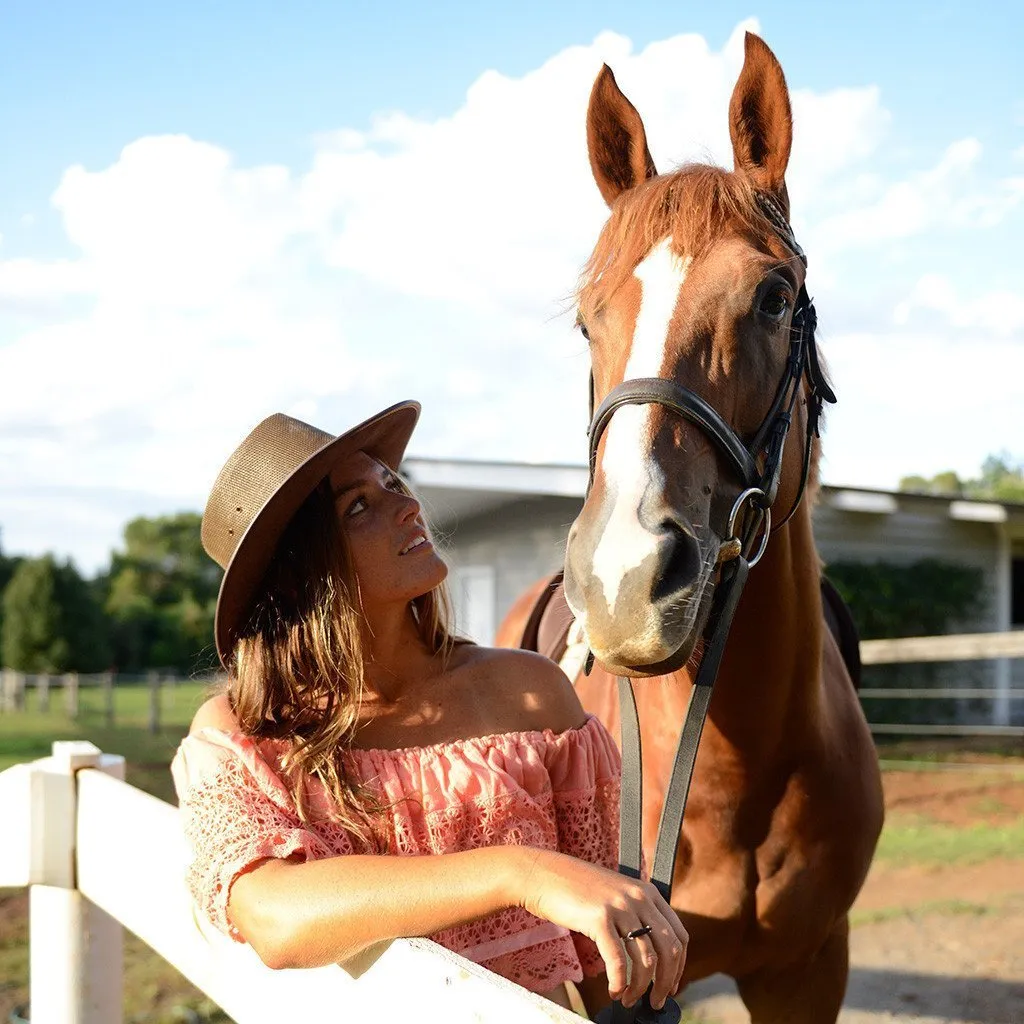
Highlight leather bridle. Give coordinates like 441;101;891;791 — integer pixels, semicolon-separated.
586;191;835;567
585;194;835;1024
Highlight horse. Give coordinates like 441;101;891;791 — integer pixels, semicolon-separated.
497;33;884;1023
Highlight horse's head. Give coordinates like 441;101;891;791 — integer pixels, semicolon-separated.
564;33;830;676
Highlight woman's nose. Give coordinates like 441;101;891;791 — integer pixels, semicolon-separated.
396;492;420;522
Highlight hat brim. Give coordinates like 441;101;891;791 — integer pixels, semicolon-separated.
213;401;420;669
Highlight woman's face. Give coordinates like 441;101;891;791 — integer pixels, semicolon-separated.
329;451;448;614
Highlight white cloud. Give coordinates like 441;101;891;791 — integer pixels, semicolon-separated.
894;274;1024;337
820;329;1024;488
1;22;1021;572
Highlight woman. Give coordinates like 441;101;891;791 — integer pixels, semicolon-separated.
171;401;687;1017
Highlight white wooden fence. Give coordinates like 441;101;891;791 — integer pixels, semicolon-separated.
0;670;212;732
859;629;1024;737
0;742;577;1024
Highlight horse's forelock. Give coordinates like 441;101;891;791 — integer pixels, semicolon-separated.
577;165;772;315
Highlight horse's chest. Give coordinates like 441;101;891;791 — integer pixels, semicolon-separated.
672;780;834;938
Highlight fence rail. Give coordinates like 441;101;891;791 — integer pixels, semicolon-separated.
856;629;1024;738
0;742;574;1023
860;630;1024;664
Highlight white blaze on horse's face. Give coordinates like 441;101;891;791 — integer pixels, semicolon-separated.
591;238;692;616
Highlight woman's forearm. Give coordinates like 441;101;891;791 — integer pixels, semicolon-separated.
228;844;536;969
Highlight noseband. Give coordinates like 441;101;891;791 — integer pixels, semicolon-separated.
586;191;836;567
585;195;836;1024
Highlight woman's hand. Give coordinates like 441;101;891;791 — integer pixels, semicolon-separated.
516;848;688;1011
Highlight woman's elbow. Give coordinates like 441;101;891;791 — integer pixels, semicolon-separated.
235;907;359;971
228;880;305;969
229;905;300;970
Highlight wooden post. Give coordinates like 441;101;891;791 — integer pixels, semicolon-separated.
29;741;125;1024
147;670;160;735
101;672;115;728
0;669;23;713
38;673;51;713
64;672;80;719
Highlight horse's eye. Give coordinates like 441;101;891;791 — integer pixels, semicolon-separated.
577;319;591;342
760;289;789;321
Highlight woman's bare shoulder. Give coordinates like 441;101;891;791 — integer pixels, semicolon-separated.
189;692;241;735
458;645;586;734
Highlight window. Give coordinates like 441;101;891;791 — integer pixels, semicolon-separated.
450;565;497;644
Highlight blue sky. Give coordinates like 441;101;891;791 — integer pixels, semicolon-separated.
2;1;1023;572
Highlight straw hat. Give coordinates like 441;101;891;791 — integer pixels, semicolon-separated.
202;401;421;668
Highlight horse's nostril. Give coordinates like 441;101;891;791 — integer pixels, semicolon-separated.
651;524;701;603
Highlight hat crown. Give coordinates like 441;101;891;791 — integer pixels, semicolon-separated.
202;414;334;570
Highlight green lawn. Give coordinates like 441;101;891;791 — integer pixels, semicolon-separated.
874;814;1024;866
0;680;214;803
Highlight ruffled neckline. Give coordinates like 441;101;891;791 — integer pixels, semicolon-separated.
189;712;602;762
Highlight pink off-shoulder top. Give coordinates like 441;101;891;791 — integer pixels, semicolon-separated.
170;714;620;994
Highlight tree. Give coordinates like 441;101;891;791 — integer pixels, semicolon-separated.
899;452;1024;502
2;555;111;672
102;513;221;673
966;454;1024;503
0;539;24;666
898;471;963;496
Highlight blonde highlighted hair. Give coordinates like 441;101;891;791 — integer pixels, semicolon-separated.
225;472;460;845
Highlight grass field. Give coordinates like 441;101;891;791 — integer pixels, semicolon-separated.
0;680;213;803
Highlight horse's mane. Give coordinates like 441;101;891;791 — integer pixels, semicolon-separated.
577;164;775;312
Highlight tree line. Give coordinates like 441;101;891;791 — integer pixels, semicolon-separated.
0;513;222;675
899;452;1024;502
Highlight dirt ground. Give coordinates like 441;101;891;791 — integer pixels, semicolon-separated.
2;764;1021;1023
682;766;1024;1024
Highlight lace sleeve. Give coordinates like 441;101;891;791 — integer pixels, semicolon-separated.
172;731;339;941
544;716;621;977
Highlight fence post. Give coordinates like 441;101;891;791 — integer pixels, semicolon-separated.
0;670;11;713
64;672;80;719
29;740;125;1024
1;669;24;713
101;672;115;728
38;673;51;713
147;670;160;734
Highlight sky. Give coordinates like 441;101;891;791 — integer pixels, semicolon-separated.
1;1;1022;575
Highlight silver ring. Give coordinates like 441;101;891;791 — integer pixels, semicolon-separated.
725;487;772;568
625;925;653;940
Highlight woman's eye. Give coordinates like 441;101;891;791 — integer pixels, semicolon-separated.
760;289;789;321
346;496;368;517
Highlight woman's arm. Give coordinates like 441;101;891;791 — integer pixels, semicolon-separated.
230;842;687;1011
228;844;523;969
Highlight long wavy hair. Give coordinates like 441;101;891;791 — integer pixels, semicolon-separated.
225;472;459;844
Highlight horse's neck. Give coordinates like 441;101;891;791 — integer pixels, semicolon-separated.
699;502;824;745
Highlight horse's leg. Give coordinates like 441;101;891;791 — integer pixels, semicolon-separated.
734;917;849;1024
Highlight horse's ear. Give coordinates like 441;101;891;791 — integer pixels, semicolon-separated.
587;65;657;208
728;33;793;206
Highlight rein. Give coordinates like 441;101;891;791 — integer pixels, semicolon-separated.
588;194;834;1024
